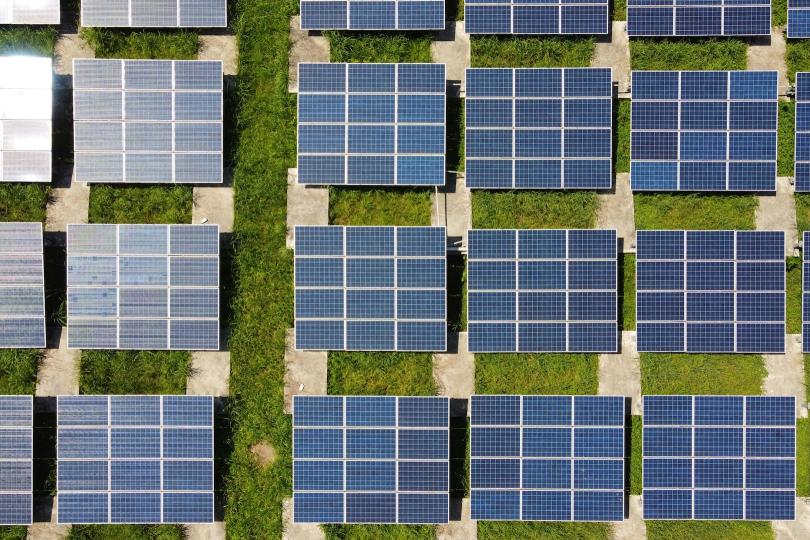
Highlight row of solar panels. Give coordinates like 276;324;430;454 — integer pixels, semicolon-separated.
0;1;226;27
0;395;215;526
291;395;797;524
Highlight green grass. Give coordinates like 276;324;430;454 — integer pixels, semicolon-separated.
79;351;190;394
329;188;432;226
0;528;26;540
621;253;635;331
630;415;642;495
796;194;810;234
472;191;599;229
779;101;795;177
630;39;748;71
475;354;599;394
327;352;436;395
646;521;773;540
788;256;802;334
615;99;630;174
799;418;810;496
634;194;758;230
0;27;57;55
471;36;595;68
0;185;50;222
327;32;433;63
478;522;611;540
613;0;627;21
787;40;810;83
88;185;192;224
0;350;41;394
79;28;199;59
68;525;185;540
640;354;766;395
774;0;787;27
324;525;434;540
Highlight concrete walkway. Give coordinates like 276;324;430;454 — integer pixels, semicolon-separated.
187;351;230;397
592;22;631;95
596;173;636;253
283;329;327;414
186;523;226;540
36;328;79;396
432;174;472;251
199;35;238;75
53;34;94;76
773;497;810;539
598;331;642;415
763;335;808;418
437;498;476;540
433;333;475;406
613;496;646;540
282;498;325;540
45;171;89;233
748;28;790;97
288;16;330;93
286;169;329;248
193;185;234;232
756;177;799;256
431;22;470;88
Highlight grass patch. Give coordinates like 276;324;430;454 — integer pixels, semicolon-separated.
471;36;594;68
796;194;810;234
621;253;635;331
478;522;610;540
640;354;766;395
0;185;50;222
0;27;57;55
68;525;185;540
79;28;198;59
475;354;599;395
327;352;436;395
630;415;642;495
787;40;810;83
645;521;773;540
324;525;434;540
0;350;41;394
634;194;757;230
0;528;26;540
774;0;787;27
472;191;598;229
88;185;192;224
799;418;810;496
613;0;627;21
79;351;190;394
327;32;433;63
630;39;747;71
779;101;795;177
329;188;432;226
788;256;802;334
615;99;630;174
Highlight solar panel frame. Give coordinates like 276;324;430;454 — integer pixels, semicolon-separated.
636;230;785;354
292;395;450;524
788;0;810;38
630;71;778;192
73;59;223;185
464;0;609;35
465;68;613;190
0;222;46;349
299;0;445;30
66;224;220;351
795;73;810;192
81;0;227;27
0;395;33;525
296;63;446;187
627;1;771;37
0;0;60;24
802;231;810;352
642;395;796;521
56;395;215;524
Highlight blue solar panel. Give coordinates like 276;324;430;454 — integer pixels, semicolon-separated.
294;226;447;351
802;231;810;352
300;0;444;29
57;395;214;524
628;1;770;36
637;230;785;353
789;0;810;37
0;396;32;525
471;395;625;522
465;68;612;190
297;63;445;186
467;229;617;353
643;395;795;520
795;74;810;192
631;71;777;192
293;396;449;524
465;0;608;34
0;223;46;348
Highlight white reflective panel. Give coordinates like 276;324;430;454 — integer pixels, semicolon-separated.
6;0;60;24
82;0;226;27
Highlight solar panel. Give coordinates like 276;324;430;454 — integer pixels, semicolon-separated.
794;73;810;192
0;0;59;24
81;0;226;27
293;395;449;524
801;232;810;352
73;59;223;184
470;395;625;522
294;226;447;351
465;0;608;34
465;68;612;190
627;1;770;36
57;395;214;524
300;0;444;29
643;395;795;520
0;223;46;349
0;395;33;525
66;224;220;350
297;63;445;186
0;56;52;183
636;230;785;353
630;71;777;192
467;229;617;353
789;0;810;37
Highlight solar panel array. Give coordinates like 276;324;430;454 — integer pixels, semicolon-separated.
73;59;223;184
293;396;449;524
0;223;46;349
0;56;52;183
465;0;608;34
470;395;625;522
57;395;214;524
294;226;447;351
794;73;810;192
0;0;59;24
300;0;444;29
788;0;810;38
66;224;220;351
467;229;617;353
297;63;445;186
81;0;227;27
465;68;612;190
627;0;770;36
636;230;785;353
631;71;777;192
643;395;795;520
802;232;810;353
0;396;32;525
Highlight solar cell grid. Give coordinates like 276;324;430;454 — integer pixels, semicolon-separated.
81;0;227;27
470;395;625;522
465;0;608;35
636;230;785;353
293;395;449;524
297;63;446;186
0;395;33;525
627;0;770;36
294;225;447;351
66;224;220;350
642;395;796;520
0;222;46;349
630;71;777;192
789;0;810;37
0;0;60;24
300;0;444;29
467;229;618;353
802;231;810;352
73;59;223;184
56;395;214;524
794;74;810;192
465;68;612;190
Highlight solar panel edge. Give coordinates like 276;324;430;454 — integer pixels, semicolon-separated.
81;0;227;28
0;395;33;525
